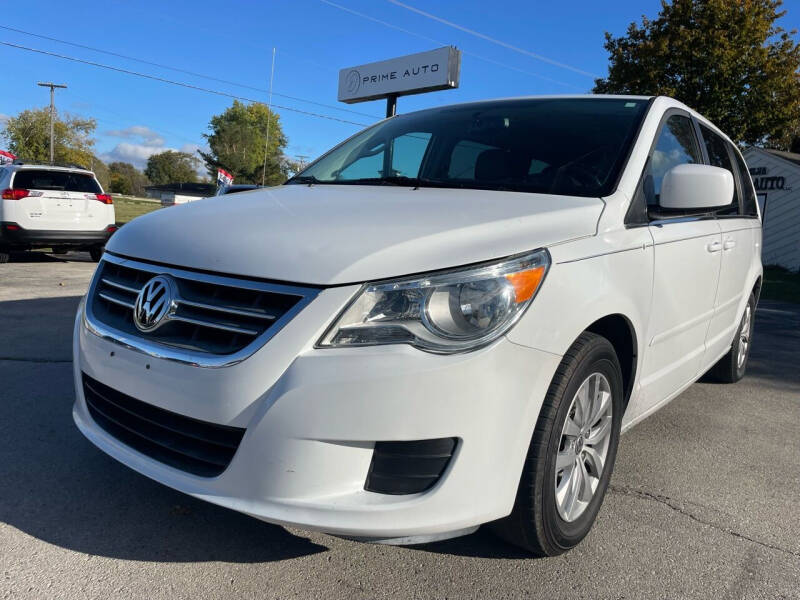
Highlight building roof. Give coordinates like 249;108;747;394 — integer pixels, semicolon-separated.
145;182;215;197
762;149;800;167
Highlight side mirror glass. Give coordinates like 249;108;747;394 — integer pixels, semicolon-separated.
659;163;734;210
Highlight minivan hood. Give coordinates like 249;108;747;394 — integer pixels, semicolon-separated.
108;185;602;285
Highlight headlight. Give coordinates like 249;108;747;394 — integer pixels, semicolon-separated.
318;249;550;353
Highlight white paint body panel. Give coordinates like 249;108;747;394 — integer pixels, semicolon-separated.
107;184;602;285
74;96;762;539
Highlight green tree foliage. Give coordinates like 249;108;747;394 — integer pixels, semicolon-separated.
593;0;800;147
199;101;288;185
109;161;150;196
1;107;101;166
144;150;199;185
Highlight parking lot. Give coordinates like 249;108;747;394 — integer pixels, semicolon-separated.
1;252;798;600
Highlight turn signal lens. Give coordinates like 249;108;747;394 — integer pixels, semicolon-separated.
319;249;550;354
506;266;546;304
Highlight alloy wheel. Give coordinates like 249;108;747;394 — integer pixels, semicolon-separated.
554;372;613;522
737;304;752;370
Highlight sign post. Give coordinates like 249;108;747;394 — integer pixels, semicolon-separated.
338;46;461;117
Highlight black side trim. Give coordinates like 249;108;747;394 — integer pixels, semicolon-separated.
365;438;458;495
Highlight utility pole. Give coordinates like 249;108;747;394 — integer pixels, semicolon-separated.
37;82;67;164
261;48;276;187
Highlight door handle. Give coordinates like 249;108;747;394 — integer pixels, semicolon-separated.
723;239;736;251
706;241;722;253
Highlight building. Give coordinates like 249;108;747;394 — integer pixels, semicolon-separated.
743;147;800;271
144;182;216;206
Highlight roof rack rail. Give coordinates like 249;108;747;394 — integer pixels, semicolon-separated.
11;159;92;170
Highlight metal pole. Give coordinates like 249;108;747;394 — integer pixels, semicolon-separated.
261;48;276;187
37;82;67;165
386;94;397;118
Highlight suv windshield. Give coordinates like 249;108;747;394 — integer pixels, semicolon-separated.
13;169;101;193
289;98;649;197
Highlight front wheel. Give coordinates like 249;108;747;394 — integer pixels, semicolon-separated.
491;332;623;556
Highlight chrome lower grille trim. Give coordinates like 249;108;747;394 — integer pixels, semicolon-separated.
84;253;320;368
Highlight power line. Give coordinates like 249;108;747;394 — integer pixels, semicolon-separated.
0;41;371;127
317;0;582;90
386;0;599;79
0;24;381;119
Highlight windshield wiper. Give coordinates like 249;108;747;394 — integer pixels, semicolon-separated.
338;176;446;188
286;175;320;185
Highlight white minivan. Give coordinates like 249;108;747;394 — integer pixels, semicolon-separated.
73;96;762;556
0;163;116;263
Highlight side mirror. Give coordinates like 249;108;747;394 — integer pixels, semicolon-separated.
659;164;734;210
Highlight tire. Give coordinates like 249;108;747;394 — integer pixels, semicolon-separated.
707;292;756;383
89;246;104;262
491;331;623;556
0;252;9;264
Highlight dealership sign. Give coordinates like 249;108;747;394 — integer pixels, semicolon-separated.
338;46;461;104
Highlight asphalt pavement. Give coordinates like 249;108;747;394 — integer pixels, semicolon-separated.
1;251;798;599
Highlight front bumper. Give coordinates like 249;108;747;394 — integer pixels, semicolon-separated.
1;222;113;247
73;290;561;539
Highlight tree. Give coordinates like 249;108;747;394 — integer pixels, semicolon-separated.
593;0;800;148
109;161;150;196
1;107;99;166
199;101;288;185
144;150;199;185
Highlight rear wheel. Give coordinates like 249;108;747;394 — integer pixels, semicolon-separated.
491;332;623;556
0;251;9;264
89;246;104;262
708;292;756;383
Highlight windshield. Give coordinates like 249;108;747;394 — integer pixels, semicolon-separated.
289;98;649;198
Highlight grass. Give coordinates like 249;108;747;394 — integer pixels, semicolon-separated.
761;265;800;304
114;196;161;225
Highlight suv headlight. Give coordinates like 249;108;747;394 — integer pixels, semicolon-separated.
318;249;550;354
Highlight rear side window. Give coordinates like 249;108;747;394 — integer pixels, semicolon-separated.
729;146;759;217
699;126;739;215
645;114;701;205
12;170;101;194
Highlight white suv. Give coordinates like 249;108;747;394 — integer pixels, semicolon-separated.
73;96;761;556
0;163;116;262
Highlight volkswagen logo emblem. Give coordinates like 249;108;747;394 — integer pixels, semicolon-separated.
133;275;177;332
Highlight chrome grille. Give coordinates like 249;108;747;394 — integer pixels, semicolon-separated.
86;253;319;363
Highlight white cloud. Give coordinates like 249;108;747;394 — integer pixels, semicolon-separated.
102;142;166;166
106;125;165;147
101;137;208;177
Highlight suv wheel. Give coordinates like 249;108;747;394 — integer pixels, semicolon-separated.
89;246;104;262
491;332;623;556
708;292;756;383
0;251;9;264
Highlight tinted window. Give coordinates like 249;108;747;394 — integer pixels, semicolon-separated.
447;140;497;179
730;146;758;216
292;98;650;198
13;170;101;193
700;125;738;215
645;115;701;206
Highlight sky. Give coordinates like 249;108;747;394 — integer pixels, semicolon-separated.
2;0;799;171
